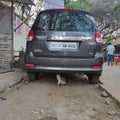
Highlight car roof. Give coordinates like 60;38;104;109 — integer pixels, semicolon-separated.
39;9;93;16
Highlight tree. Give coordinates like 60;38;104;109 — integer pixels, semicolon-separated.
9;0;44;26
64;0;120;44
91;0;120;43
2;0;120;43
65;0;92;11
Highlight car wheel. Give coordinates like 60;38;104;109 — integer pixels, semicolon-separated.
88;74;100;84
35;73;39;80
27;72;39;81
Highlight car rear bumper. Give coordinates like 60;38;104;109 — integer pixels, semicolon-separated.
25;54;103;74
25;65;102;74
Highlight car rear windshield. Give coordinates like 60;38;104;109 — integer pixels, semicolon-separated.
33;10;97;32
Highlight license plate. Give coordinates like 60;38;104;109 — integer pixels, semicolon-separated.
49;42;78;50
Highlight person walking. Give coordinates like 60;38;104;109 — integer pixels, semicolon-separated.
107;42;115;65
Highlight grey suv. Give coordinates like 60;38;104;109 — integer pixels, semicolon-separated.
25;9;104;84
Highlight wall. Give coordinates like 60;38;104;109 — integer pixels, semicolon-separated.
14;15;29;52
0;7;12;68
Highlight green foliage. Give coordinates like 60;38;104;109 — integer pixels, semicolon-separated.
113;3;120;11
65;1;80;9
86;0;92;2
85;7;92;11
65;0;93;11
64;0;70;4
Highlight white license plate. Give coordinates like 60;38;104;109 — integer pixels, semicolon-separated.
49;42;78;50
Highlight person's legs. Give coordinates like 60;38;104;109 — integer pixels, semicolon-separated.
111;55;114;66
107;55;110;65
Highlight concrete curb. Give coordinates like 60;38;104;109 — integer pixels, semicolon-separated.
0;69;15;74
99;84;120;107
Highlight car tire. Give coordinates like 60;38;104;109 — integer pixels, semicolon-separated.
27;72;39;81
88;74;100;84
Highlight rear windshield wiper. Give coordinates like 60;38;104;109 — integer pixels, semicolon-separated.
48;28;56;30
34;28;45;31
35;28;56;31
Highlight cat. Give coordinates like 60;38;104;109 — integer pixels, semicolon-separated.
56;74;67;86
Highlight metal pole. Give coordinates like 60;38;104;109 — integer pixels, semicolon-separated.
11;0;14;69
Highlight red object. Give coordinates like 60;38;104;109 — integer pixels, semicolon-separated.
114;57;120;64
25;63;35;67
27;29;34;42
95;32;103;44
92;65;102;69
57;9;74;13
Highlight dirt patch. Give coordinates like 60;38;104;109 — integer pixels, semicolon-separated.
0;73;120;120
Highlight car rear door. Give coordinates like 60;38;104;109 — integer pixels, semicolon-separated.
31;9;97;59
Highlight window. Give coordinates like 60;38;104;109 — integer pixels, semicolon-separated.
36;11;97;32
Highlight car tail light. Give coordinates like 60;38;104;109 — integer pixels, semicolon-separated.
92;65;102;69
95;32;103;44
25;63;35;67
57;9;74;12
27;29;34;42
